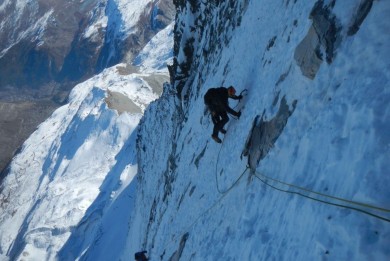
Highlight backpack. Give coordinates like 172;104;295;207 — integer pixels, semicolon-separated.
204;88;221;111
204;90;212;106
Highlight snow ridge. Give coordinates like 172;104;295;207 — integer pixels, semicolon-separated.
0;20;173;259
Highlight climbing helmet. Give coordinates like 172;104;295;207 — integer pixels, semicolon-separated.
228;86;236;97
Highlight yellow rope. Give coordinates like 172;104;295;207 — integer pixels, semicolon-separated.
255;174;390;223
254;170;390;213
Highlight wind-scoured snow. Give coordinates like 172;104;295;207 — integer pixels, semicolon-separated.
134;22;174;73
0;1;10;12
126;1;390;260
115;0;151;34
83;11;108;40
88;0;152;41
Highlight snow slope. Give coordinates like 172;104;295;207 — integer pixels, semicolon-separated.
133;22;174;73
126;0;390;260
0;23;173;261
1;0;389;261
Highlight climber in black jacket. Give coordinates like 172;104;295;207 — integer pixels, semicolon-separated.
204;86;242;143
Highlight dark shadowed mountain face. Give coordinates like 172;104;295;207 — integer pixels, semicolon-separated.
0;0;174;95
0;0;174;174
0;0;99;95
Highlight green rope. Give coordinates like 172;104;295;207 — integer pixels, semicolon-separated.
160;166;248;257
253;172;390;223
255;171;390;213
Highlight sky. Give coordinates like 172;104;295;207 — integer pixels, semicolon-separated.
0;0;389;261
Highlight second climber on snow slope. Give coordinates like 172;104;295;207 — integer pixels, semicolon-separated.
204;86;243;143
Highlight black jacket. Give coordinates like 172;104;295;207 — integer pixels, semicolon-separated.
204;87;240;116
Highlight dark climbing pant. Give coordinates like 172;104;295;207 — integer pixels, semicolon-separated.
212;111;229;136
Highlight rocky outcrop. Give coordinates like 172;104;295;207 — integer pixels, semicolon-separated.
171;0;249;103
0;0;98;92
242;96;297;170
347;0;373;36
294;0;341;79
0;101;58;182
294;0;375;80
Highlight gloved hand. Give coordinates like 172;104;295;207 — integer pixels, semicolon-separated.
238;95;243;100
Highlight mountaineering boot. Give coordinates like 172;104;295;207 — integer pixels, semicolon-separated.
212;134;222;143
220;129;227;134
